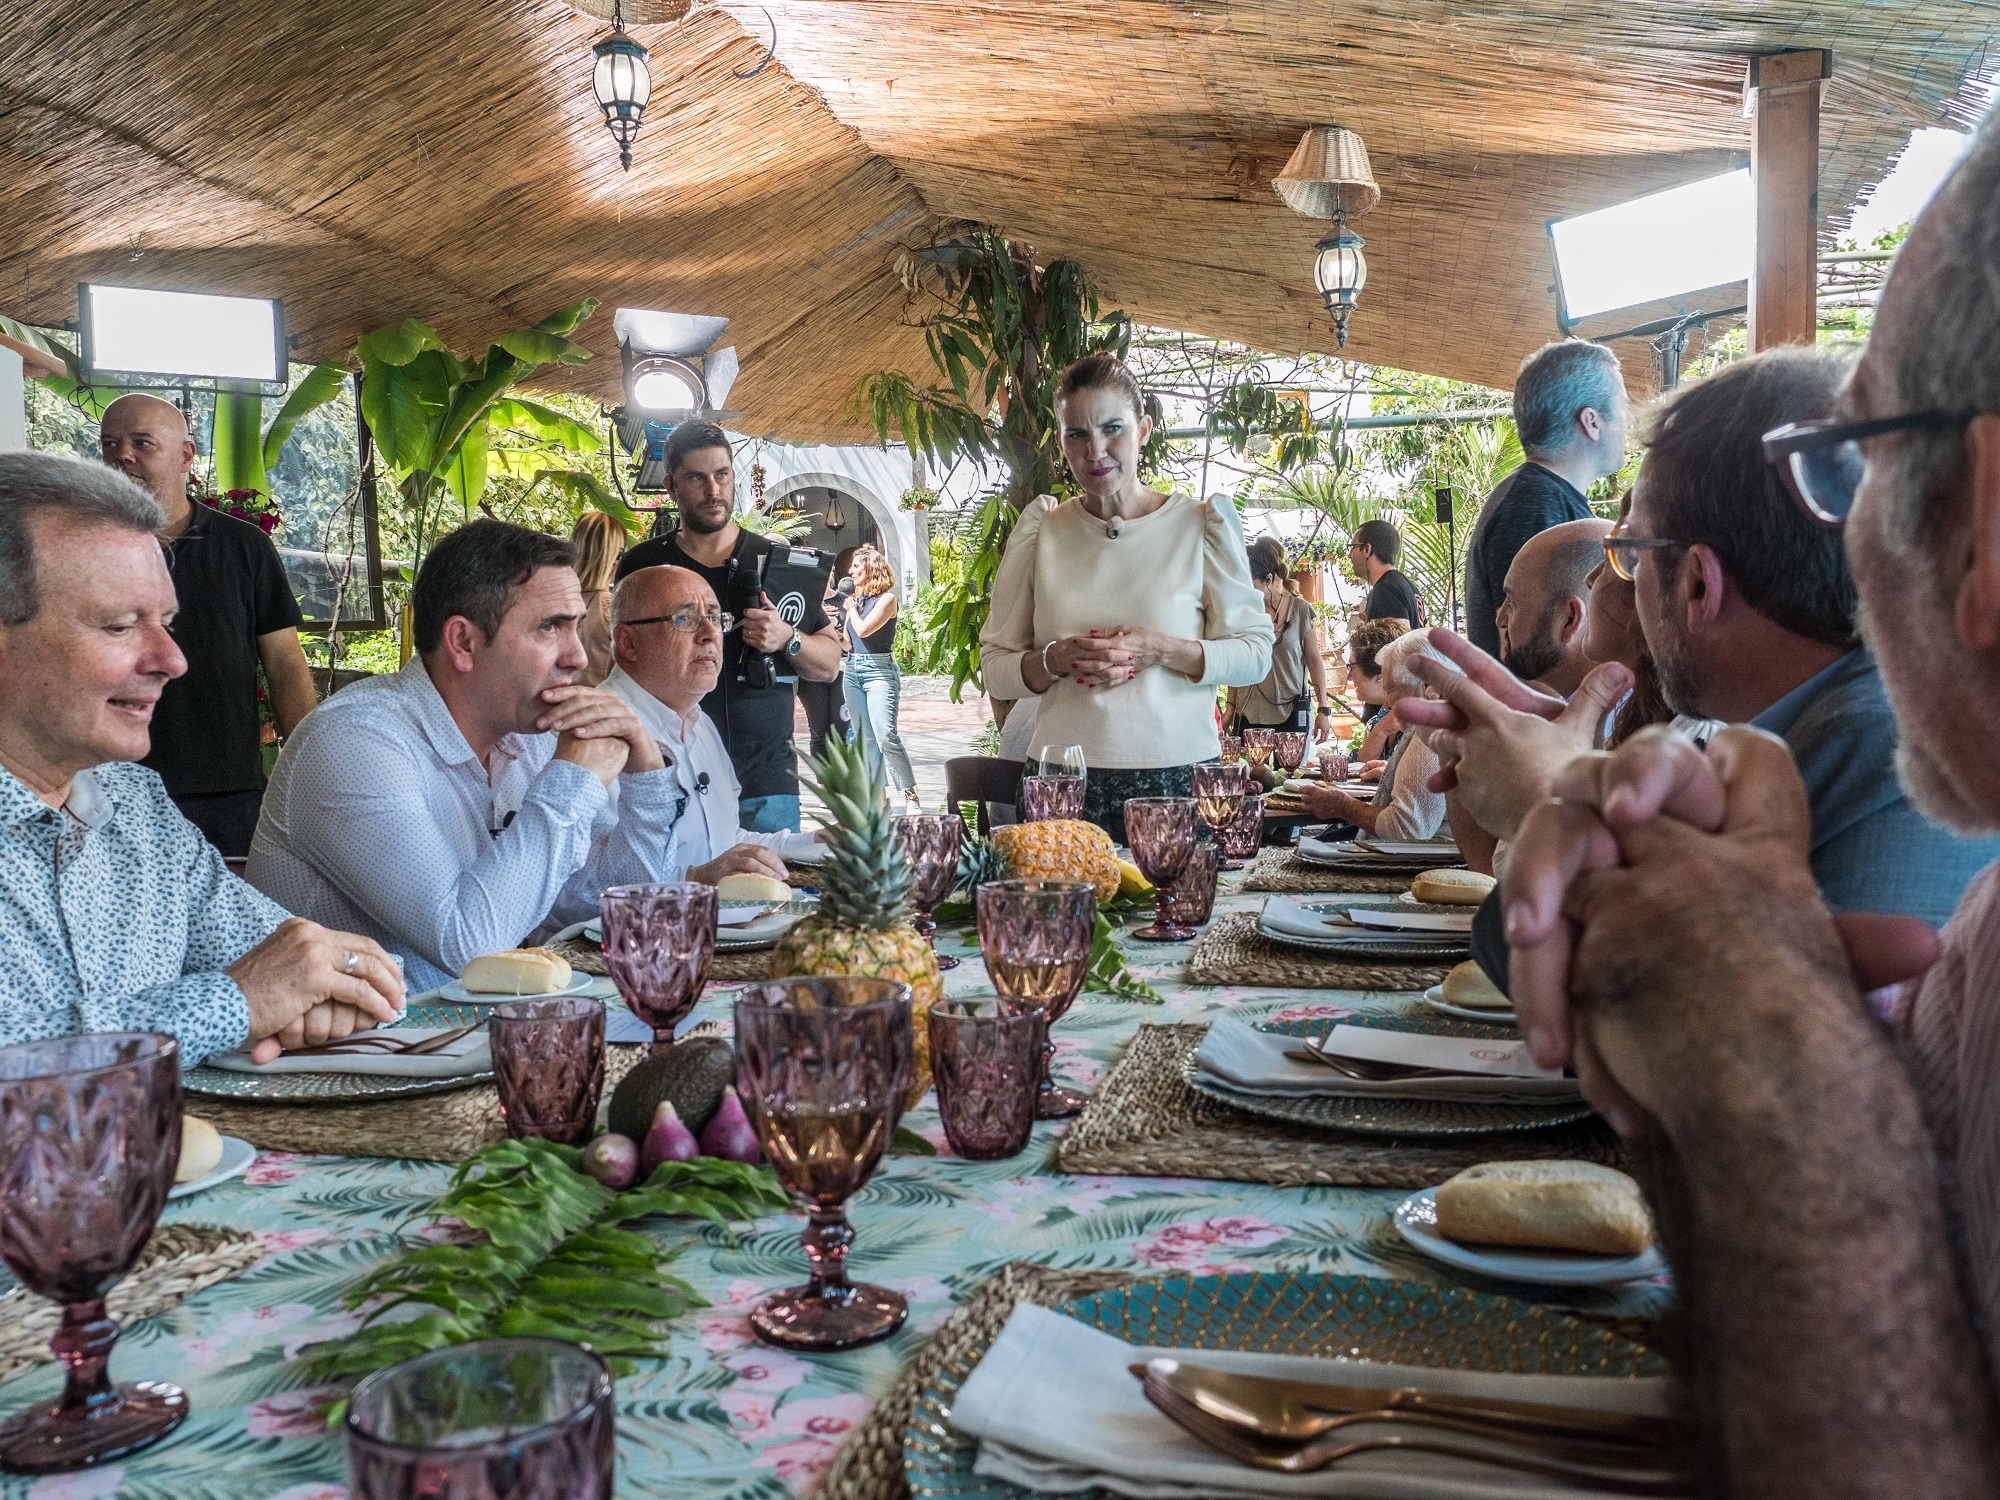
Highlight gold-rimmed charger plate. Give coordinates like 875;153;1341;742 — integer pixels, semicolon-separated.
182;1004;495;1104
903;1272;1665;1499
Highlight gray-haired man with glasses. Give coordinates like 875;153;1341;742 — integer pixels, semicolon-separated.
602;565;814;885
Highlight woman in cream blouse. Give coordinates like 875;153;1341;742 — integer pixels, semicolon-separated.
981;353;1274;843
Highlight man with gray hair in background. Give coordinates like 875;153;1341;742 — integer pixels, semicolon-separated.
1462;339;1630;657
0;451;403;1066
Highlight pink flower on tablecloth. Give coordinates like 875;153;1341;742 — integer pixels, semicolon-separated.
774;1393;870;1440
26;1467;125;1499
248;1387;342;1438
717;1389;778;1438
283;1309;370;1358
255;1228;333;1254
753;1436;842;1491
1267;1003;1355;1023
1131;1215;1288;1272
725;1348;811;1392
695;1279;777;1352
416;1216;486;1246
222;1303;317;1338
244;1152;307;1186
1049;1035;1103;1087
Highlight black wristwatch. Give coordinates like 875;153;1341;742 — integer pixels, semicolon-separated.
785;627;803;658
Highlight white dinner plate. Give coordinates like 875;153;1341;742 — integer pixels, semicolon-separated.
1418;984;1518;1026
1393;1187;1667;1286
168;1134;257;1200
438;972;597;1004
784;844;830;867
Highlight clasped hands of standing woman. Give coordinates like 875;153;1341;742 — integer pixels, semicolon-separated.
1041;628;1206;689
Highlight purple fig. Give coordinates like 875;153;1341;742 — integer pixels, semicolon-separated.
640;1100;699;1175
697;1088;763;1165
582;1132;638;1190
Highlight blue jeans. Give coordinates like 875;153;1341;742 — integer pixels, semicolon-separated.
738;794;800;834
844;653;918;797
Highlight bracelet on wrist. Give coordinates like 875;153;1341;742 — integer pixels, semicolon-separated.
1041;641;1062;682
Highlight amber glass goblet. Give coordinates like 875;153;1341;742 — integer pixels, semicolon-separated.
734;978;913;1350
1124;797;1200;941
975;879;1097;1118
893;812;963;971
1019;775;1087;823
1274;731;1308;772
0;1033;186;1474
926;1000;1045;1159
600;882;716;1052
1190;762;1249;869
491;998;606;1147
1241;728;1276;768
1218;792;1266;863
345;1337;614;1499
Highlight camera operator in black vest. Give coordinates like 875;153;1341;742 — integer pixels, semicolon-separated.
614;423;843;833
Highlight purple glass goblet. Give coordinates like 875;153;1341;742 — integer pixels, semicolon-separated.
1274;731;1308;772
600;882;716;1053
1123;797;1199;941
0;1033;186;1474
975;879;1096;1118
927;1000;1045;1159
1241;728;1275;768
734;978;914;1350
1019;775;1087;823
1218;792;1266;863
1158;844;1220;929
345;1337;614;1499
1190;762;1249;869
491;998;606;1147
893;812;963;972
1218;733;1244;765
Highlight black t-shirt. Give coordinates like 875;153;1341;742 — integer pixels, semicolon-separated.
1463;463;1590;658
144;503;306;796
1363;568;1422;628
616;528;829;799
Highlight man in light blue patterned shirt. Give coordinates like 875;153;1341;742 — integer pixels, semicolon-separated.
0;453;405;1066
250;520;684;991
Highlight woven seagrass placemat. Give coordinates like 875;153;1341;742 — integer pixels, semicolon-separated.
548;935;773;984
1056;1023;1625;1188
1185;912;1452;991
1241;846;1414;894
0;1225;266;1383
820;1262;1140;1500
193;1046;651;1162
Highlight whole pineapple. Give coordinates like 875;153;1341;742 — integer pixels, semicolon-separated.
990;819;1121;902
771;735;944;1107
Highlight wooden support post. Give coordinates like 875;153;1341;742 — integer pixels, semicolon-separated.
1745;49;1831;351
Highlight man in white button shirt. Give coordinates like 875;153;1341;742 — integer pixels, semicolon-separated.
602;565;810;883
249;520;683;991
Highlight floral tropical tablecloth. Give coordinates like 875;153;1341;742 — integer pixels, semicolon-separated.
0;881;1669;1500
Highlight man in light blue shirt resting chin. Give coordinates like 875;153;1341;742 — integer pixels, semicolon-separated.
250;519;684;992
0;452;405;1066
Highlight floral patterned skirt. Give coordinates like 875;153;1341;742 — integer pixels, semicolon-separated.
1082;764;1210;846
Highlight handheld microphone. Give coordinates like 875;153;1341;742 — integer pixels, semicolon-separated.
1106;516;1124;540
834;577;856;597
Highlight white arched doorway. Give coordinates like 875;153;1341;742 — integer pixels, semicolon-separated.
763;469;909;586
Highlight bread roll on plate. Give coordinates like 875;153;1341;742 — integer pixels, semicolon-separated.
461;947;572;996
1440;960;1510;1010
715;872;792;904
176;1116;225;1184
1434;1160;1654;1255
1412;868;1496;906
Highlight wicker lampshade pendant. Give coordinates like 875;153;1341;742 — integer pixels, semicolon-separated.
1273;126;1380;222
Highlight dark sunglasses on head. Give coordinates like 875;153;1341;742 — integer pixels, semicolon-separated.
1762;409;1977;526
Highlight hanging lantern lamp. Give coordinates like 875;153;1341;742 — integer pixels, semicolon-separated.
1274;126;1380;348
591;0;651;171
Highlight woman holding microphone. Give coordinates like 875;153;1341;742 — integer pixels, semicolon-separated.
981;353;1273;844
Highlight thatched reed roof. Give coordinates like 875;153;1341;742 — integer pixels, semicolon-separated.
1;0;1992;440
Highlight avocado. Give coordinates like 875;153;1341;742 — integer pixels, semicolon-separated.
608;1036;735;1141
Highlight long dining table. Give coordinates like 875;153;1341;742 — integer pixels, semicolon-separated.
0;877;1667;1499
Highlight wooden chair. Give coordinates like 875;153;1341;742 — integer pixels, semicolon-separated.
944;756;1026;836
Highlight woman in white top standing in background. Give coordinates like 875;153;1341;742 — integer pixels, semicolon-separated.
981;353;1274;844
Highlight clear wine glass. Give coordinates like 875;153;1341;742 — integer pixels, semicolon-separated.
1190;762;1249;869
345;1337;614;1498
734;977;914;1350
1037;744;1087;780
1019;775;1086;822
0;1033;187;1474
893;812;963;971
600;883;717;1053
1241;728;1276;769
1123;797;1200;941
975;879;1097;1118
490;998;607;1147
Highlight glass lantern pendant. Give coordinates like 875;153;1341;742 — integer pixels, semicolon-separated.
1313;221;1368;348
592;1;651;171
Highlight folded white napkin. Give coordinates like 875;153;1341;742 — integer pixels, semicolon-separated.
1358;839;1464;858
1260;898;1464;947
954;1303;1676;1500
1193;1017;1579;1104
1346;906;1476;934
204;1027;492;1078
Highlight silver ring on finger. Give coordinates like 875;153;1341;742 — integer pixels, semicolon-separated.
343;950;362;976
